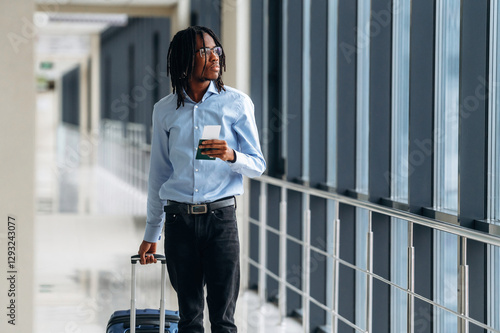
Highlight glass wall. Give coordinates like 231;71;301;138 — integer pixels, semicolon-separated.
390;0;411;331
355;0;371;329
488;1;500;329
246;0;498;331
433;1;460;331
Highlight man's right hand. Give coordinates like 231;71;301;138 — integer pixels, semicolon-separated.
138;240;158;265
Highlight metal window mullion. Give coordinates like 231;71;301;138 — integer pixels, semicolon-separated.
262;0;269;162
434;0;443;210
407;222;415;333
282;0;288;164
327;0;338;187
489;0;500;221
458;237;469;333
488;2;500;330
302;194;311;333
331;201;340;333
279;187;288;323
365;211;373;332
258;182;268;306
302;0;311;182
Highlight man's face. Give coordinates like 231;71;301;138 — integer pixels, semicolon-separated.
190;33;220;83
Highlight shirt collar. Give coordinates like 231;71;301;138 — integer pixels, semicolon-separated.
182;80;220;105
204;80;220;99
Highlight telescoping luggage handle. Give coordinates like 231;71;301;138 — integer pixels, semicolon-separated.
130;254;167;333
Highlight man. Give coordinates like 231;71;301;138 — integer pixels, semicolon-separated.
138;26;266;333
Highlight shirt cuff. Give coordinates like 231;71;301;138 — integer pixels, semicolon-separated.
227;150;245;172
143;224;162;243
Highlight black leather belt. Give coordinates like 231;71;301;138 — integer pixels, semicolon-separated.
164;197;235;215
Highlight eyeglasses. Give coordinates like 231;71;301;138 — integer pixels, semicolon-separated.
197;46;222;58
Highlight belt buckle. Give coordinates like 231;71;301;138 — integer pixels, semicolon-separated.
190;204;207;214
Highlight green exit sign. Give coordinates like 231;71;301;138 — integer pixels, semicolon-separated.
40;61;53;70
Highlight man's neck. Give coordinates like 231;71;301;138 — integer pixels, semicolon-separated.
187;80;211;103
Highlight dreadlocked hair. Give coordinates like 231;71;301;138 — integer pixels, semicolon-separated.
167;26;226;109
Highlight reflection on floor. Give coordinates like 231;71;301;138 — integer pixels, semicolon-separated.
34;214;303;333
34;92;303;332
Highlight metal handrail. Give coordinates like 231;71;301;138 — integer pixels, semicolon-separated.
247;175;500;332
256;175;500;247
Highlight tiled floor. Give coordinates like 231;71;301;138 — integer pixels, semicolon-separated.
34;92;303;332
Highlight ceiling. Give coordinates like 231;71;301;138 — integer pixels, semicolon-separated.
34;0;179;78
36;0;178;6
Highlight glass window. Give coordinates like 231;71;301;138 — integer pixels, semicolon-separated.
302;0;311;181
325;0;339;329
433;1;460;331
355;0;370;194
327;0;338;188
355;1;371;329
488;0;500;329
390;1;411;332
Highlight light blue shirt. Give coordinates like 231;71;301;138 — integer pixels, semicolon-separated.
144;81;266;242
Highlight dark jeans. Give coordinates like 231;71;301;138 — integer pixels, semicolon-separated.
164;204;240;333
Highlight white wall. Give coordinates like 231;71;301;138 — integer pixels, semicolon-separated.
221;0;252;292
0;1;35;332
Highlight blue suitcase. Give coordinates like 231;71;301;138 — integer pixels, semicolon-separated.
106;255;180;333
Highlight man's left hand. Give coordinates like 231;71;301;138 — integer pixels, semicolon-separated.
199;139;235;162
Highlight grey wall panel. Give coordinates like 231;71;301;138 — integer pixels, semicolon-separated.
408;0;436;330
285;0;303;181
266;184;281;302
336;0;357;330
249;179;261;289
309;196;327;330
459;0;489;331
61;65;80;126
100;18;170;143
372;214;390;332
336;0;357;194
190;0;221;38
338;204;356;330
250;0;264;135
267;0;284;177
369;0;392;202
286;189;302;315
309;0;328;186
368;0;392;331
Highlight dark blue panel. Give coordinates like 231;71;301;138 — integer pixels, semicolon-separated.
249;179;261;289
267;184;281;302
459;1;488;331
249;222;260;289
309;196;327;330
286;189;303;315
408;1;435;330
338;204;355;327
267;0;284;177
250;0;264;138
285;0;303;181
266;231;280;302
369;0;391;201
61;65;80;126
336;0;357;193
190;0;221;38
309;0;328;186
100;17;170;145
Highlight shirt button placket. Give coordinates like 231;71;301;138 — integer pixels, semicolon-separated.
193;104;201;201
